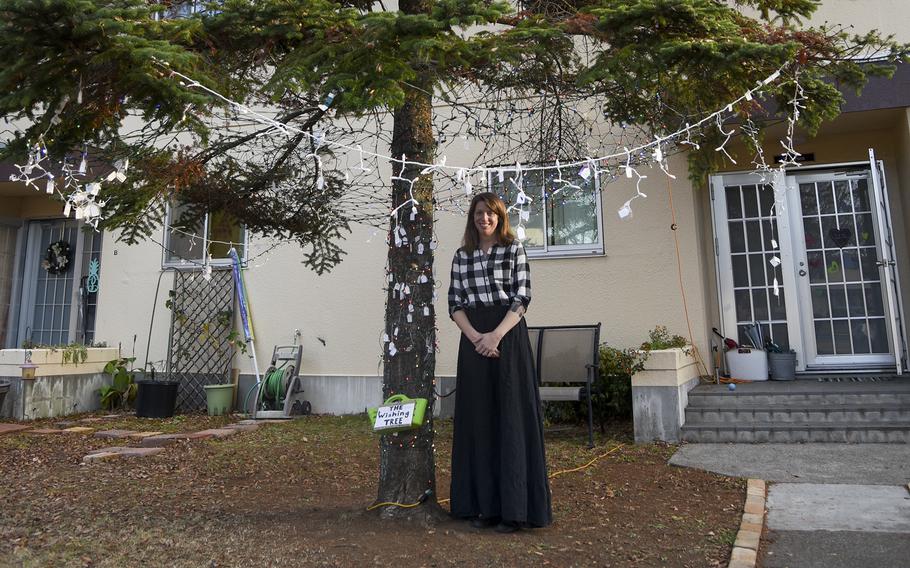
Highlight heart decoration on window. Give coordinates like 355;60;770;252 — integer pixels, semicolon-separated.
828;227;851;248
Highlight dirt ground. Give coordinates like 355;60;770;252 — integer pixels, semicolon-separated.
0;414;743;567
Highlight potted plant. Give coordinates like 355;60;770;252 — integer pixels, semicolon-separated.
135;361;180;418
99;356;139;411
630;326;699;443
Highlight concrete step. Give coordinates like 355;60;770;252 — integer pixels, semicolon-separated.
688;390;910;407
680;422;910;443
685;403;910;425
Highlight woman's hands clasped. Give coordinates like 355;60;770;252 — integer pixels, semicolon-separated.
471;331;502;358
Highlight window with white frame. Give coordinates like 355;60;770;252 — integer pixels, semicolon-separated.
488;164;604;257
163;204;246;268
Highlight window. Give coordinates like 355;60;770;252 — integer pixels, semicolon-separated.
488;164;604;258
163;204;246;268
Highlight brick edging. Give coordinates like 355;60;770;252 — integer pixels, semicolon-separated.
728;479;766;568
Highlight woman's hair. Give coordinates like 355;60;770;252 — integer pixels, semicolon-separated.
462;192;515;252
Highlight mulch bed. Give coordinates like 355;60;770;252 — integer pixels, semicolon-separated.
0;413;743;567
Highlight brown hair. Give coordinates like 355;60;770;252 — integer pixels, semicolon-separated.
462;192;515;253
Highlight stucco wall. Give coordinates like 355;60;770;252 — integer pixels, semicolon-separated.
93;150;711;380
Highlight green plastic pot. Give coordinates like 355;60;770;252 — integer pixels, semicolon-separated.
204;384;235;416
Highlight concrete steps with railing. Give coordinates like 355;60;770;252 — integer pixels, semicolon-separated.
680;377;910;443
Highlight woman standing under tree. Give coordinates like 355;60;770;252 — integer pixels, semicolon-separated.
447;192;552;533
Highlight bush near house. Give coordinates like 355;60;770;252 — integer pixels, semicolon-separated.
544;326;689;429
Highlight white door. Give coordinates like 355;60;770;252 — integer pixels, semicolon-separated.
712;157;907;373
15;220;103;346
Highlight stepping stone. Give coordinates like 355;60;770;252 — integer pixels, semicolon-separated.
82;446;164;462
187;428;238;440
139;434;188;447
62;426;95;434
94;429;137;439
55;421;78;428
102;415;121;419
128;431;164;439
0;424;31;436
78;417;105;423
224;423;259;433
236;419;258;425
28;428;64;435
82;451;121;462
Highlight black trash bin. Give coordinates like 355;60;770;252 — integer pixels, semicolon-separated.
135;380;180;418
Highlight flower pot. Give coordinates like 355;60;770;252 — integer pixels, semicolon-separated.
204;384;234;416
0;379;10;411
769;352;797;381
135;380;179;418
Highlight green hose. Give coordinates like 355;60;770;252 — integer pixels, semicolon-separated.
260;367;287;408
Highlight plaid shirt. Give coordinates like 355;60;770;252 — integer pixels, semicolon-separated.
448;241;531;318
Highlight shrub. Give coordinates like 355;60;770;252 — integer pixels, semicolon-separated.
639;325;688;351
544;344;640;429
99;357;138;411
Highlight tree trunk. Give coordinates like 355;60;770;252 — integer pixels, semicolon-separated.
374;0;442;522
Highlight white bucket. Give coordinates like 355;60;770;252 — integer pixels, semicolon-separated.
726;348;769;381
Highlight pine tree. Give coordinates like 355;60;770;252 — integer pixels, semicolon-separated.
1;0;906;521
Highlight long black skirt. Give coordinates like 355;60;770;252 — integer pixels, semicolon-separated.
450;305;552;527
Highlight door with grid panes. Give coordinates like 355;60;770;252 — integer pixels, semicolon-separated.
15;219;103;346
712;160;907;373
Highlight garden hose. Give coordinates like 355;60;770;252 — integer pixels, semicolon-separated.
262;367;286;401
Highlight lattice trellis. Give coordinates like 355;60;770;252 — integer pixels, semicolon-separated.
166;269;235;411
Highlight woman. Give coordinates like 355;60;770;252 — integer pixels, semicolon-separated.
447;192;552;533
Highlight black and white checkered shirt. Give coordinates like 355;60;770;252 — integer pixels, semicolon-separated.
448;241;531;318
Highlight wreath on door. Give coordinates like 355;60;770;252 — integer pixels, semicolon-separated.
42;240;71;274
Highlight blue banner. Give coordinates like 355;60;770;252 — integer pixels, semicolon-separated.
229;248;254;342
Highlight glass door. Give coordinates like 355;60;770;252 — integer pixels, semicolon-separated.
711;171;802;358
786;165;902;369
15;220;102;346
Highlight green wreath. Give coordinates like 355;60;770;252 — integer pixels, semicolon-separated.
42;240;71;275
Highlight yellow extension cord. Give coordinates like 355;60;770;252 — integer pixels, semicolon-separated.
366;443;625;511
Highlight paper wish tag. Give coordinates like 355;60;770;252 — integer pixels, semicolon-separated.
618;202;633;220
578;165;591;180
520;209;530;221
417;274;428;284
516;226;526;240
769;256;781;267
417;243;424;255
423;306;430;316
388;342;397;356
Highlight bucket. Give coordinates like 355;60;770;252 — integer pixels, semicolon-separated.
725;348;769;381
135;380;179;418
769;352;797;381
204;384;235;416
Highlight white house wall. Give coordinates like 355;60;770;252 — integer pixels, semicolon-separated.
94;150;711;384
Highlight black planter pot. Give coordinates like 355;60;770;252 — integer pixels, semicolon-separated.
135;380;180;418
0;379;10;412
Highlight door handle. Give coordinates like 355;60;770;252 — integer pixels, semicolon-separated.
875;260;896;267
798;269;807;277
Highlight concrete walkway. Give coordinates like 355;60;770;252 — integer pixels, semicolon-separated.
670;444;910;568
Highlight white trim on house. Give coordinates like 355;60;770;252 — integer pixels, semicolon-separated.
161;203;249;270
485;163;605;259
